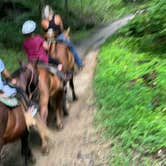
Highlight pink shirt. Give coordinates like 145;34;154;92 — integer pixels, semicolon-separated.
23;35;48;63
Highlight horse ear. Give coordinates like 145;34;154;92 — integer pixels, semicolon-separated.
66;27;70;35
18;60;25;67
64;27;70;39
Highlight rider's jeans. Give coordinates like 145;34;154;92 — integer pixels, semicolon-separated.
57;33;83;68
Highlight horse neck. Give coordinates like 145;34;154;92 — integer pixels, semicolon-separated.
49;41;66;58
49;41;56;58
56;42;68;55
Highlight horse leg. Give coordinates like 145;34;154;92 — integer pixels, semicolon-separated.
69;75;78;101
40;104;48;124
62;83;69;116
34;114;49;155
0;138;4;164
21;129;36;166
38;96;50;154
55;91;63;129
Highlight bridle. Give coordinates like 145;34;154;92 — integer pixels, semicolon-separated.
16;62;39;102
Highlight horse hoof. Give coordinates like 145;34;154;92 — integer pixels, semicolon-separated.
41;147;49;155
57;123;63;130
63;111;69;117
29;155;36;164
73;96;78;101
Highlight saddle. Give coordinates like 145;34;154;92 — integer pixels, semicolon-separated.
0;96;19;107
0;95;39;117
38;63;71;81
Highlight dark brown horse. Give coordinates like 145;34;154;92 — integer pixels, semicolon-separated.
0;62;39;166
46;28;77;102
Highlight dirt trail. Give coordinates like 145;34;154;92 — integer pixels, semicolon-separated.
0;15;135;166
34;49;110;166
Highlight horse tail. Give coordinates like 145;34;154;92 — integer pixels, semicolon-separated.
34;114;54;140
23;112;53;140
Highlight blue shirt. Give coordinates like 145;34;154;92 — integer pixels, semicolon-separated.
0;59;16;97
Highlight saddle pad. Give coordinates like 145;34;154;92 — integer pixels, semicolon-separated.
0;97;19;107
38;64;67;81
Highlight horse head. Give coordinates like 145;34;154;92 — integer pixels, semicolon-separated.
45;27;71;54
45;28;56;44
12;61;39;101
45;28;56;56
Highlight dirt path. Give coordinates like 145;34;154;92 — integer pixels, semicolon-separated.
34;49;111;166
0;15;135;166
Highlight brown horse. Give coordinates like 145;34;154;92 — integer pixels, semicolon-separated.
46;28;78;102
37;64;64;127
0;62;39;166
12;62;66;154
13;62;55;154
28;62;68;153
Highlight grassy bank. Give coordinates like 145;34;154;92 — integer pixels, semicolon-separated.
93;36;166;165
94;0;165;164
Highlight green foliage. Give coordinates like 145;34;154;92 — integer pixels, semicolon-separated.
120;0;166;55
0;0;41;50
0;47;24;71
0;0;144;49
68;0;139;24
123;0;146;3
94;37;166;164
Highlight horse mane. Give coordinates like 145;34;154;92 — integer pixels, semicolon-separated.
11;67;22;78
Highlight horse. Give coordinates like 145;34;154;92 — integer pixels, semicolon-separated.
12;62;53;155
12;61;67;154
17;61;67;153
45;28;78;102
0;62;39;166
37;64;64;128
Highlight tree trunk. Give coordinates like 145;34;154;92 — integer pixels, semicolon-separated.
64;0;68;21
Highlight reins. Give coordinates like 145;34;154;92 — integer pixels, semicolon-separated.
26;64;39;100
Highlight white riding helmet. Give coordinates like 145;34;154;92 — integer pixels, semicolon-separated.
22;20;36;35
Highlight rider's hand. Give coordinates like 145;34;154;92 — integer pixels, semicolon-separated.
57;64;63;71
11;78;17;85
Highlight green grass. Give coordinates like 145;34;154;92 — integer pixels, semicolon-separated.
0;47;24;71
68;0;143;23
71;28;95;43
93;36;166;165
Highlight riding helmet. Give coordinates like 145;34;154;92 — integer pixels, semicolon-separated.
22;20;36;35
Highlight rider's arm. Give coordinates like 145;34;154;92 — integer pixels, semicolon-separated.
2;69;12;81
54;15;64;32
41;19;49;31
42;41;49;51
2;68;16;84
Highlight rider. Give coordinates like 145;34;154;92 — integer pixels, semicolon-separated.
22;20;63;72
41;5;84;69
0;59;39;115
0;59;17;98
